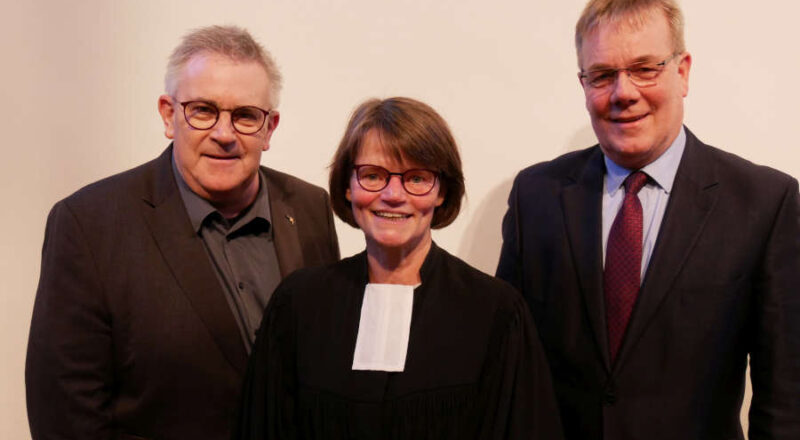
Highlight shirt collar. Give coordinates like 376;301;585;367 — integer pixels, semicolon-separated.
604;125;686;196
172;156;273;234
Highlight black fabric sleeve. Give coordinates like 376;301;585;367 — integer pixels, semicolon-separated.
236;282;298;440
478;293;564;440
748;178;800;439
26;201;114;439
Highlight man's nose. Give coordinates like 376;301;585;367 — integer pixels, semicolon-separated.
211;111;236;144
610;70;641;104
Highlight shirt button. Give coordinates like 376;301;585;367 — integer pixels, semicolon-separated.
238;282;245;290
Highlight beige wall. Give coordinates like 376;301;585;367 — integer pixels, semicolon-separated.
2;1;797;438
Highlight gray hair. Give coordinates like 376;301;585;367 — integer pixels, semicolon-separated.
165;25;283;107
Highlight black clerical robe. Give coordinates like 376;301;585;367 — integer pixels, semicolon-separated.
237;243;563;440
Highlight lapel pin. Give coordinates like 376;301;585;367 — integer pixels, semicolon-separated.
285;214;296;225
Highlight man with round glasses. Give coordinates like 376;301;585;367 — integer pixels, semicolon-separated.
26;26;340;440
497;0;800;439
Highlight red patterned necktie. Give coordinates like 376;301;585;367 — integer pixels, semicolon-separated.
604;171;648;362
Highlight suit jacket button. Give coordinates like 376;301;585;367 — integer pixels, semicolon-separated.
603;391;616;406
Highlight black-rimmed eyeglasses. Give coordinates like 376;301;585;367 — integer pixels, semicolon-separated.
579;53;681;89
354;165;438;196
174;98;271;135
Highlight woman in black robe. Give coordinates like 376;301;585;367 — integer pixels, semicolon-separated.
237;97;563;439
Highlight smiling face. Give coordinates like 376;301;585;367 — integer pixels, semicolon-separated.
579;9;690;170
346;130;444;256
158;52;280;216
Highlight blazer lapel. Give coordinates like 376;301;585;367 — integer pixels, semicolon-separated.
264;168;305;278
140;147;248;374
614;129;719;370
561;148;612;371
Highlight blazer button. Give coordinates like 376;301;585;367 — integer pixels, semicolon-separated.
603;391;616;406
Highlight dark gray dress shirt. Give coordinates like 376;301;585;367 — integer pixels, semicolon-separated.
174;164;281;352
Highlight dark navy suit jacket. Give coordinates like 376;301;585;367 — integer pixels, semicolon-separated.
497;128;800;440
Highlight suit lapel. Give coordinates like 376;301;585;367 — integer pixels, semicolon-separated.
140;147;248;374
561;148;612;371
264;168;305;278
614;129;719;371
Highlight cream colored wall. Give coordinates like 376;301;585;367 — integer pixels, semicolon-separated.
2;1;797;438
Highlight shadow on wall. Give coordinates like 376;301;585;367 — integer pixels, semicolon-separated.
565;124;597;154
457;125;598;275
457;177;514;275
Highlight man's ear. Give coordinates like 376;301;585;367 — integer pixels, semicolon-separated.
157;95;176;139
677;52;692;97
262;110;280;151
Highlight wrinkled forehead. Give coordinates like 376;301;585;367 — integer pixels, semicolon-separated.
183;52;270;80
176;52;272;102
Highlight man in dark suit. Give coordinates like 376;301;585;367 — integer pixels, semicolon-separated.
26;26;339;440
496;1;799;439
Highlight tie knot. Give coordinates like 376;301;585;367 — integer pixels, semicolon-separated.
623;171;648;195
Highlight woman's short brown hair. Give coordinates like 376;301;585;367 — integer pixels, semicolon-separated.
329;97;465;229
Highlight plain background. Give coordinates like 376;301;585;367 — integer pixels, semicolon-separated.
2;1;798;438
